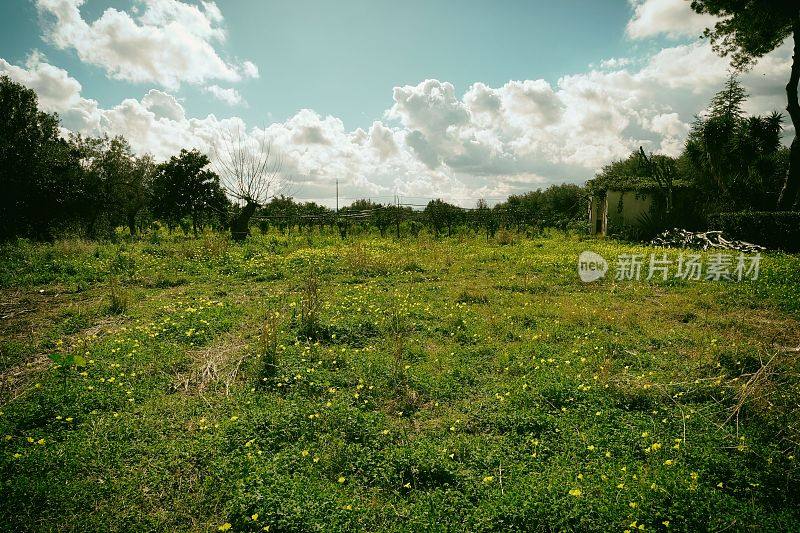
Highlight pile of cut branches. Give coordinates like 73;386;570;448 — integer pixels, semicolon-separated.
651;228;765;253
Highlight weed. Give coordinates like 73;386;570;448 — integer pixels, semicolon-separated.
298;272;321;339
258;310;281;385
106;277;129;315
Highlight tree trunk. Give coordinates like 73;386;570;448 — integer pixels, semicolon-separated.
230;202;258;241
778;22;800;210
127;212;137;236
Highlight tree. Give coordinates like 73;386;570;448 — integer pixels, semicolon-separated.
213;129;287;240
65;134;143;238
0;75;80;239
690;0;800;208
99;136;139;236
470;199;499;238
152;149;225;234
685;77;785;209
423;199;461;236
261;195;299;234
122;154;156;236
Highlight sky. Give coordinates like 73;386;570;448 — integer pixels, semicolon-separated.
0;0;793;206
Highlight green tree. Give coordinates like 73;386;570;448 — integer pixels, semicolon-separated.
67;134;142;238
690;0;800;208
423;199;461;236
685;77;785;209
122;154;156;236
99;136;138;235
0;76;80;239
152;149;225;234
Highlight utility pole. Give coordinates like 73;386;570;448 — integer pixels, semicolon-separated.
395;192;401;239
335;178;342;240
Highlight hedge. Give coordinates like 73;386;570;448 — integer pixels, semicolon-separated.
707;211;800;252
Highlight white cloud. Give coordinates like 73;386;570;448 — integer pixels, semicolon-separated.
598;57;632;69
638;41;731;92
241;61;259;79
36;0;257;89
0;31;790;205
141;89;185;121
0;51;82;112
626;0;718;40
203;85;244;106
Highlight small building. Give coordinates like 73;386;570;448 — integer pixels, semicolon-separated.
586;173;701;238
588;189;656;236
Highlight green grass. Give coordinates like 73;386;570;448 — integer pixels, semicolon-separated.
1;230;799;532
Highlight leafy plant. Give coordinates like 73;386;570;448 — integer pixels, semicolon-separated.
48;350;87;386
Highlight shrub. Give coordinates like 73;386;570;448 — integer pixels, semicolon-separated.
708;211;800;251
495;227;515;245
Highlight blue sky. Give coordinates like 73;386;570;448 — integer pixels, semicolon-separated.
1;0;644;129
0;0;790;205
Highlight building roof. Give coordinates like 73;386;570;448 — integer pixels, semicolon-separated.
586;174;695;194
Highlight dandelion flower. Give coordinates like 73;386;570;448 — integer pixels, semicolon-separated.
568;488;582;497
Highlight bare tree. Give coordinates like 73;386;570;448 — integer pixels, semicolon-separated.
212;127;288;240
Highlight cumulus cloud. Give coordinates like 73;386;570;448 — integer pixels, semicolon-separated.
141;89;185;121
0;51;82;112
36;0;258;89
626;0;718;40
203;85;245;106
0;30;790;204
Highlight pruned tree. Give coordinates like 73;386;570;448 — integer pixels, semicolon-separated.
690;0;800;208
212;128;287;240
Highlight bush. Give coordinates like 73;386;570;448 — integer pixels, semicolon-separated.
707;211;800;252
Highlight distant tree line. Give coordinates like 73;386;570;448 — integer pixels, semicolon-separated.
246;185;587;240
0;76;233;240
0;75;589;242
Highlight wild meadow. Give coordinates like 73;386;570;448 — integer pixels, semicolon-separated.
1;230;799;532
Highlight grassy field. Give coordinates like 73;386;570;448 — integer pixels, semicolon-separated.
1;230;800;532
